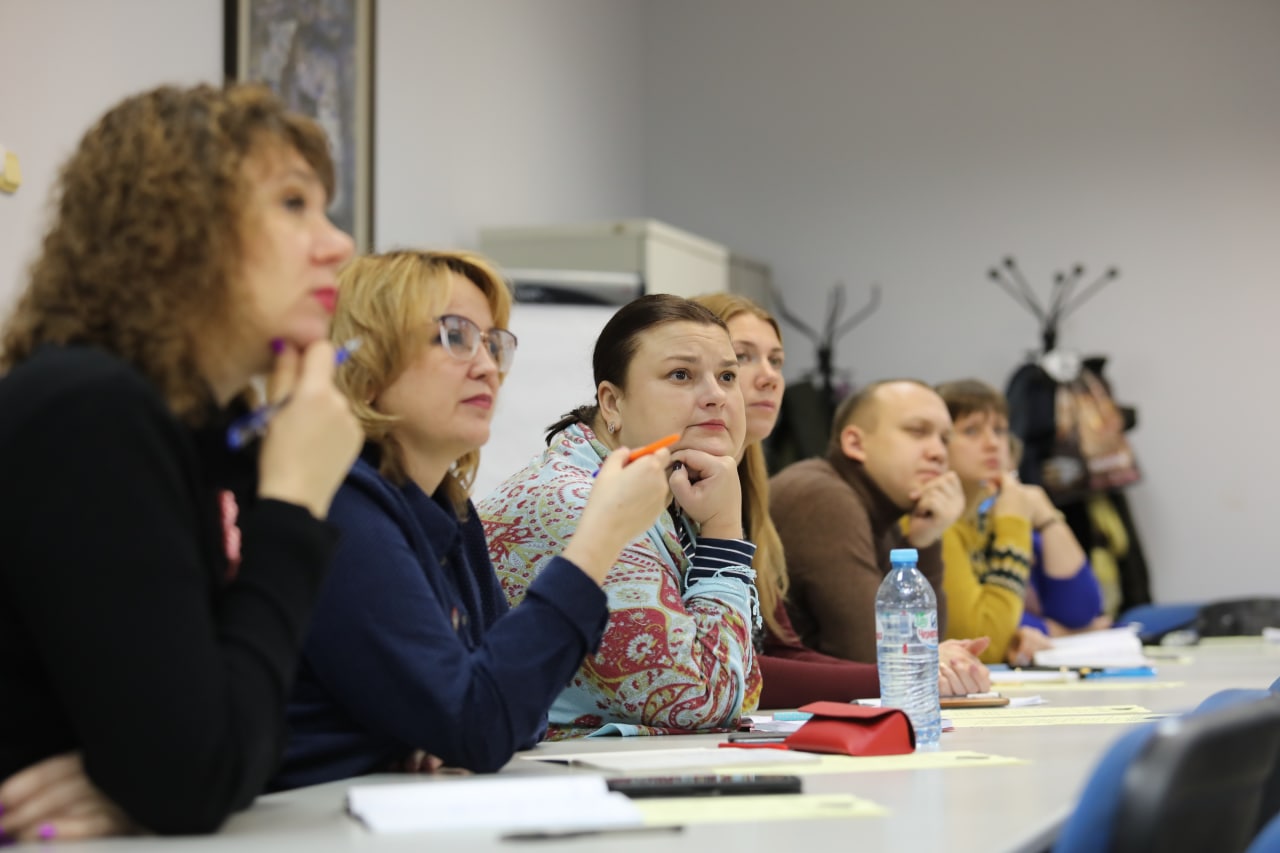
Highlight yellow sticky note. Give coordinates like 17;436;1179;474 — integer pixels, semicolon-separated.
0;148;21;193
947;704;1164;728
714;750;1027;776
1000;680;1187;693
636;793;886;825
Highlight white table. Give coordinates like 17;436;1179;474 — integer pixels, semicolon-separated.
53;640;1280;852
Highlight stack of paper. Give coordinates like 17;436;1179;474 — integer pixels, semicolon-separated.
346;776;641;835
1033;627;1152;668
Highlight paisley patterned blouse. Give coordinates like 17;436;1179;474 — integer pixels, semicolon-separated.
477;422;762;738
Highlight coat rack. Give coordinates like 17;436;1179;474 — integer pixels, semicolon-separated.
767;279;882;407
987;256;1120;353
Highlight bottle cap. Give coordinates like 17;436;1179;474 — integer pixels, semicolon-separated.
889;548;919;566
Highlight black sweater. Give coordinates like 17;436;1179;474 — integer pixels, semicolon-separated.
0;345;336;834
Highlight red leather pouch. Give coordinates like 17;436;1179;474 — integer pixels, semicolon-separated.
783;701;917;756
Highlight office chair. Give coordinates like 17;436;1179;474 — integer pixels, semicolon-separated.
1112;693;1280;852
1248;810;1280;852
1193;685;1280;839
1054;723;1160;852
1055;694;1280;853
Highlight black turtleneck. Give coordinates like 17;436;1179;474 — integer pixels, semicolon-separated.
0;344;336;834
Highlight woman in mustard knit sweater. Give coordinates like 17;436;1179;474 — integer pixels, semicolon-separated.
936;380;1060;665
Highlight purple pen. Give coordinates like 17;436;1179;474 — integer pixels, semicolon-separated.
225;337;362;450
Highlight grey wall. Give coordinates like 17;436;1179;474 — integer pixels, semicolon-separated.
3;0;1277;604
0;0;223;313
374;0;646;250
640;0;1280;604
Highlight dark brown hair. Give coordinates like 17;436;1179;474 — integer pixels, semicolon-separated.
0;83;335;422
935;379;1009;424
545;293;728;443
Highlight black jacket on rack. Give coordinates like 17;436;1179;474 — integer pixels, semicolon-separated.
1005;357;1152;612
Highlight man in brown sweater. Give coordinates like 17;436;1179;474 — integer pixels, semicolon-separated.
771;380;977;666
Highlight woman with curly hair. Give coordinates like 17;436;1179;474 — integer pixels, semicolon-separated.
0;83;361;841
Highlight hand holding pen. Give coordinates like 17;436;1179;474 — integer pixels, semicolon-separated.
227;338;362;450
253;340;363;520
591;433;679;478
564;439;675;584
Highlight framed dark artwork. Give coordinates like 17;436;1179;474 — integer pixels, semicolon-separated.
224;0;375;251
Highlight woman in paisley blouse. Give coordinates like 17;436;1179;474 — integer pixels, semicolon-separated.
478;294;761;737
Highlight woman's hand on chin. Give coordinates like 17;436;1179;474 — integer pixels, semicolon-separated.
668;448;743;539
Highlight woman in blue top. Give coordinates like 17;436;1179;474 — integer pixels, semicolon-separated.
274;250;672;787
1002;434;1109;635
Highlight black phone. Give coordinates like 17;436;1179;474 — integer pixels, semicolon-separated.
727;731;789;743
605;774;802;798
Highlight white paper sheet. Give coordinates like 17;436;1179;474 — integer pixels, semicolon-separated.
346;776;642;834
1033;627;1151;668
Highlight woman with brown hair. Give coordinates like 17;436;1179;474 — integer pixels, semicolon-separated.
0;84;362;841
479;294;761;736
695;294;990;704
273;251;671;788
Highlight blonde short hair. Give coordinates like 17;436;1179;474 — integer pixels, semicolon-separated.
332;249;512;514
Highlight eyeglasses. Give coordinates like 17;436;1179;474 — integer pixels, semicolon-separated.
434;314;518;374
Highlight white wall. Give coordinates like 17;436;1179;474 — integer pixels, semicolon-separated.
0;0;223;309
4;0;1277;605
640;0;1280;603
0;0;646;499
374;0;646;251
0;0;647;286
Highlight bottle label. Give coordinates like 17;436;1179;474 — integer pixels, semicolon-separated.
876;609;938;648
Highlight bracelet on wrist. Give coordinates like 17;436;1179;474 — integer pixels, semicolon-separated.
1035;510;1066;532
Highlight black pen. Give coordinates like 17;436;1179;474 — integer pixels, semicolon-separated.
501;824;684;843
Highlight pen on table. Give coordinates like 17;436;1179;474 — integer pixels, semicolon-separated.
226;337;362;451
591;433;680;478
1081;666;1157;679
501;824;684;842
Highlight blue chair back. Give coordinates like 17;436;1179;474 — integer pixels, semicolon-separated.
1057;694;1280;853
1194;687;1280;837
1053;723;1159;852
1112;694;1280;853
1249;810;1280;852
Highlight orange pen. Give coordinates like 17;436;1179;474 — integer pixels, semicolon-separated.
625;433;680;464
592;433;680;477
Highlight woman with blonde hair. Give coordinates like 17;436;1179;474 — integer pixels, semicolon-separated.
0;83;362;840
695;293;991;704
274;251;672;787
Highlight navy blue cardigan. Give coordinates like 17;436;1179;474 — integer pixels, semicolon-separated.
275;449;608;789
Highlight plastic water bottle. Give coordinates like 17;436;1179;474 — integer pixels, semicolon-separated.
875;548;941;748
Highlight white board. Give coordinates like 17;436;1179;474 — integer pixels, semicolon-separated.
473;303;615;501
